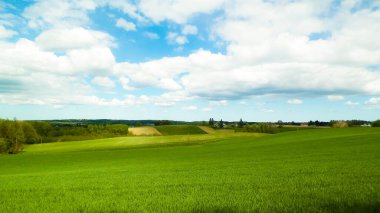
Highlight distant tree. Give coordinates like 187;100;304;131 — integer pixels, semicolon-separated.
277;120;283;128
154;120;171;126
372;120;380;127
209;118;215;127
22;122;39;144
219;119;224;128
0;120;24;154
0;138;6;153
238;118;244;128
30;121;52;137
315;120;320;126
308;120;314;126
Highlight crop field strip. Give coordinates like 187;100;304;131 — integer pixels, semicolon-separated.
0;128;379;212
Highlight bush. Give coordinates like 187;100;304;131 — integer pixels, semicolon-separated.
372;120;380;127
332;121;349;128
243;123;277;134
0;138;6;153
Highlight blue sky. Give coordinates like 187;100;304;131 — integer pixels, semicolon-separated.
0;0;379;121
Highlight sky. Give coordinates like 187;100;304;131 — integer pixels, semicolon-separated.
0;0;379;122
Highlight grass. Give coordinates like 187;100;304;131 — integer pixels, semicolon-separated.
0;128;379;212
155;125;207;135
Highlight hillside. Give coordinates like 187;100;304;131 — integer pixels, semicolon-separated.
0;128;379;212
154;125;207;135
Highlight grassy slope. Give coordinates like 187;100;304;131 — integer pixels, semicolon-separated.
23;132;260;153
0;128;379;212
128;126;162;136
155;125;207;135
198;126;216;134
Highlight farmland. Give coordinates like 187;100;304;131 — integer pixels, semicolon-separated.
0;127;379;212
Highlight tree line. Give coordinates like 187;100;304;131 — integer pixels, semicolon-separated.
207;118;379;134
0;119;129;154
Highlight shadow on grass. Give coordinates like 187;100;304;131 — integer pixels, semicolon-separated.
319;200;380;213
190;206;237;213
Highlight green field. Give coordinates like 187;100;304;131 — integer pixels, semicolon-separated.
155;125;207;135
0;128;379;212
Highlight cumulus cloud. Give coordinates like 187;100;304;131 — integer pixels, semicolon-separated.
2;0;380;111
167;32;188;45
119;77;135;91
0;25;17;38
210;100;228;106
144;32;159;39
91;76;115;88
137;0;225;23
345;101;359;106
116;18;136;31
23;0;96;29
182;105;197;111
201;107;213;112
35;27;115;51
182;25;198;35
365;97;380;105
287;99;303;105
364;97;380;110
261;109;274;113
327;95;345;101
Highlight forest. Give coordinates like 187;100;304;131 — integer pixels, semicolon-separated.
0;119;129;154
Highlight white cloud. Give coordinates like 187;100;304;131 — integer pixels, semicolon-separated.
255;102;266;107
137;0;225;23
287;99;303;104
0;38;116;106
261;109;274;113
239;100;246;105
364;97;380;110
345;101;359;105
0;25;17;38
104;1;145;22
23;0;146;29
35;27;115;51
23;0;96;29
182;105;197;111
113;56;188;90
182;25;198;35
327;95;345;101
175;36;188;45
91;76;115;88
365;97;380;105
2;0;380;110
116;18;136;31
119;77;135;90
201;107;213;112
144;32;159;39
67;46;115;74
167;32;188;45
210;100;228;106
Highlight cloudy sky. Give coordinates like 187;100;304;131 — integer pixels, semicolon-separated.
0;0;379;121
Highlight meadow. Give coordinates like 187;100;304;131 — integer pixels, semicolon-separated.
0;127;379;212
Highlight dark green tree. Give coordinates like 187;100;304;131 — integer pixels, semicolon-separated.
209;118;215;127
238;118;244;128
219;119;224;128
372;120;380;127
22;122;39;144
277;120;283;128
